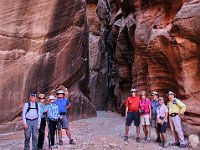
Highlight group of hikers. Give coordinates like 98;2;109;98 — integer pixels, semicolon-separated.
125;88;187;148
22;90;75;150
22;87;187;150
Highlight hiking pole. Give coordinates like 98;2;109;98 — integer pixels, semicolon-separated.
46;118;51;149
55;119;58;147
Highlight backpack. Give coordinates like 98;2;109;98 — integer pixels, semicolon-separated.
25;101;38;115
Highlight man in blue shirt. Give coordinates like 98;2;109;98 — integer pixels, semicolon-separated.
151;91;161;143
55;90;75;145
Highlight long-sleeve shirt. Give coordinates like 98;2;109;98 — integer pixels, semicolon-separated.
22;101;41;125
167;98;186;115
46;103;60;120
38;102;47;118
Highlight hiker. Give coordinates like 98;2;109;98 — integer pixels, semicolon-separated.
156;97;169;147
167;91;187;148
124;88;140;142
150;91;161;142
55;90;75;145
46;95;60;147
22;91;41;150
37;94;47;150
139;91;152;143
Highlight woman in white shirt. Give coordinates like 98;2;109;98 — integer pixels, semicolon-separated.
156;97;169;147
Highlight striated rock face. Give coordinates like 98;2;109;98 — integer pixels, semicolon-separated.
0;0;96;132
94;0;200;136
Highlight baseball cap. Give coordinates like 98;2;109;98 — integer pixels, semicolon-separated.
130;88;137;92
30;91;36;97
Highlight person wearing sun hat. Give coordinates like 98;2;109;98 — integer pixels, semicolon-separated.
46;95;60;147
150;91;161;143
55;90;75;145
167;91;187;148
124;88;140;143
139;91;151;143
37;94;47;150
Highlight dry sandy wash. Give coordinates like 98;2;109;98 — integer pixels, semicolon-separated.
0;111;199;150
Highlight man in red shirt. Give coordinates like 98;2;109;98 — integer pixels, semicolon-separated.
124;88;140;142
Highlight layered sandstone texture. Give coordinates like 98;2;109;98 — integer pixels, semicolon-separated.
0;0;96;132
95;0;200;136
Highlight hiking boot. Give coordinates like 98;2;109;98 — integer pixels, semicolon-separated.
136;137;140;143
163;142;170;148
171;142;180;146
59;140;63;145
155;137;162;143
69;139;76;145
179;144;187;148
124;136;128;141
159;142;164;146
143;137;147;143
147;138;151;143
51;145;58;148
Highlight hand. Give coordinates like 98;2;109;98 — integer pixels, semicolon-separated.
37;125;40;129
161;120;164;125
59;116;62;119
24;124;28;129
149;115;152;120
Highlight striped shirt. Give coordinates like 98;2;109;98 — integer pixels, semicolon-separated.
46;103;60;120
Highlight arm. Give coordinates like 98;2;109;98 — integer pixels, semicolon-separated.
125;98;129;117
37;103;41;126
22;103;28;129
177;100;186;115
156;109;161;123
125;107;128;118
149;100;152;119
66;99;70;109
161;112;168;125
66;103;70;109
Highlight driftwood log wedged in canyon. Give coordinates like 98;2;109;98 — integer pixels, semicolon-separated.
0;0;96;132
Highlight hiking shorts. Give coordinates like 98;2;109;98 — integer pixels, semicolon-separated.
126;112;140;127
57;115;69;129
157;122;167;133
140;114;150;126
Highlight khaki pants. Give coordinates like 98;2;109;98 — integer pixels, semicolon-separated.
169;115;186;145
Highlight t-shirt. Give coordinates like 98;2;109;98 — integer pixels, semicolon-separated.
151;99;159;119
156;104;168;123
55;98;70;113
139;98;151;116
125;96;140;112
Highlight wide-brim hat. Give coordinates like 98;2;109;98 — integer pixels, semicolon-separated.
56;90;65;95
151;91;159;96
167;91;175;96
38;94;45;99
130;88;137;92
49;95;56;100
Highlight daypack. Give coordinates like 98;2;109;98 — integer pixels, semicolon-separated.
25;101;38;115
